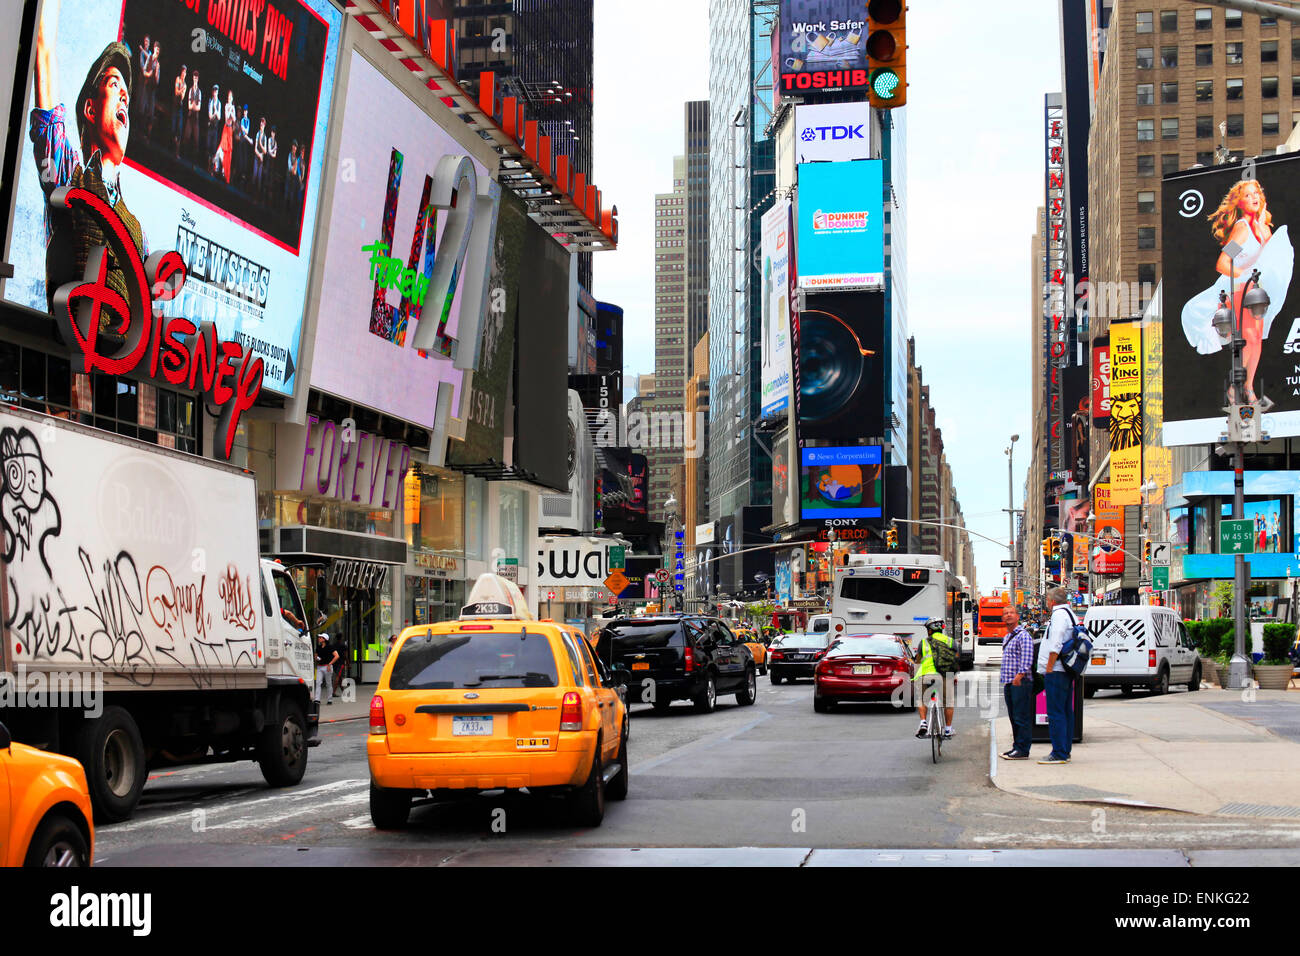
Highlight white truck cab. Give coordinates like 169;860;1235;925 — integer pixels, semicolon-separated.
1083;605;1202;697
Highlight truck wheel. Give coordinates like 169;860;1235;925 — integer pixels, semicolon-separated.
569;742;606;827
24;813;90;867
74;705;146;823
1151;667;1169;696
1188;664;1202;692
369;781;412;829
258;699;308;787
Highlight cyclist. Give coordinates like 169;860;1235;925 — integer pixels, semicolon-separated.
914;618;956;740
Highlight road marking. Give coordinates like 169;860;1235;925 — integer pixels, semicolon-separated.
102;778;370;834
341;814;373;830
207;790;370;830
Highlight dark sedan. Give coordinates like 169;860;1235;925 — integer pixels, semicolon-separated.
813;634;915;711
768;632;831;684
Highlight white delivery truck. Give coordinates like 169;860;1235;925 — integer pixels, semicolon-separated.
0;405;319;821
1082;604;1202;697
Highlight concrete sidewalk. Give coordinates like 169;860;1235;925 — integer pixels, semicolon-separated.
991;687;1300;821
317;684;378;723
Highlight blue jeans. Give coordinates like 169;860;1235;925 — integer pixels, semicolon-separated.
1004;680;1034;755
1045;671;1074;758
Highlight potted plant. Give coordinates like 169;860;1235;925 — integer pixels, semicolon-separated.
1212;620;1236;685
1188;621;1217;686
1253;622;1296;690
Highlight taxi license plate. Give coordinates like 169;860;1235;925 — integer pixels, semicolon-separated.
1091;656;1106;666
452;716;493;736
853;665;874;675
632;662;650;670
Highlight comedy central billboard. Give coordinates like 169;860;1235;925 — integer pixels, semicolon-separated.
1162;155;1300;444
796;161;884;291
776;0;868;97
3;0;342;397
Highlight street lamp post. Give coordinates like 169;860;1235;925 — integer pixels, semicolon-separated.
1213;264;1271;689
1006;435;1019;593
1086;511;1096;606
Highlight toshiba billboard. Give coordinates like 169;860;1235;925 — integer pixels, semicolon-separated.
777;1;868;96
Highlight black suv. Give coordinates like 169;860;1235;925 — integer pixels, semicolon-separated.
598;616;757;714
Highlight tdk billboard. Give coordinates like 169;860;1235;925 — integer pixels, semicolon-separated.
794;103;873;163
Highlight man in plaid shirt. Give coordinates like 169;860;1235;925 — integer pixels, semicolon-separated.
999;605;1034;759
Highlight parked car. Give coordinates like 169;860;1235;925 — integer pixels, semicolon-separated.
769;632;832;684
604;615;757;713
1083;605;1201;697
813;635;915;711
0;722;94;866
367;575;629;829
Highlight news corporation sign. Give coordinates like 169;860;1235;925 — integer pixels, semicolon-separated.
794;103;872;164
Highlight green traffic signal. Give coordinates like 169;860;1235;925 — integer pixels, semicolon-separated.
871;69;901;100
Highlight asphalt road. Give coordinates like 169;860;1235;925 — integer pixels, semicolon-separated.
93;670;1300;865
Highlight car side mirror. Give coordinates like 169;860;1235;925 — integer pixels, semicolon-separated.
0;721;10;750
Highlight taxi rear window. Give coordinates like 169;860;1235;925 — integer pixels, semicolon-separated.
389;631;559;689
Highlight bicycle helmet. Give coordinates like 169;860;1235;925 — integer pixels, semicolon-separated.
923;618;946;635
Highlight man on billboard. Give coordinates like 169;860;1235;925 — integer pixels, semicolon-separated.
30;6;144;325
1179;179;1294;404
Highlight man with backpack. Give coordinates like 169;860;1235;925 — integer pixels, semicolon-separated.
1037;587;1079;764
914;619;957;740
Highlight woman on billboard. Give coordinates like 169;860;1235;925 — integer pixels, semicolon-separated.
1181;180;1294;403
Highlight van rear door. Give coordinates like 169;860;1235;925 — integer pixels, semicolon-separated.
1084;613;1119;679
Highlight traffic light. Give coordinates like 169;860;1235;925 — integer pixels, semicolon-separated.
886;526;899;550
1048;537;1061;563
866;0;907;109
1143;541;1152;564
1041;538;1051;562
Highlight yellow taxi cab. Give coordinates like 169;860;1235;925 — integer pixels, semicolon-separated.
734;627;768;676
367;574;629;829
1;721;94;866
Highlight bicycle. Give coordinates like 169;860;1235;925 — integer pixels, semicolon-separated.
926;688;943;763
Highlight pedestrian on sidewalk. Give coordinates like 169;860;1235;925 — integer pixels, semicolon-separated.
315;633;338;706
1037;587;1077;764
999;605;1034;759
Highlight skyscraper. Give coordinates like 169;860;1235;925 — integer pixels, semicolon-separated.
650;157;689;515
686;100;711;366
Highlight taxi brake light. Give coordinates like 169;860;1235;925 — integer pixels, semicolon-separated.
560;691;583;731
369;695;387;735
460;624;495;630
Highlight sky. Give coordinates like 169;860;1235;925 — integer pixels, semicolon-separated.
592;0;1065;595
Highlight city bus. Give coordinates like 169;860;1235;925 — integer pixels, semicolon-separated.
830;554;949;653
947;575;976;671
975;593;1012;667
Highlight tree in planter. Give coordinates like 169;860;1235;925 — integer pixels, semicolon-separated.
1211;581;1235;619
1261;622;1296;665
1186;620;1207;656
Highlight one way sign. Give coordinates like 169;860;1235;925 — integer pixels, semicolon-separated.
1151;541;1171;567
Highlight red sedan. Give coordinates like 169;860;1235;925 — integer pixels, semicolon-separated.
813;635;915;712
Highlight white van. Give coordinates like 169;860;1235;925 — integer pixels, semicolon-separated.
1082;605;1202;697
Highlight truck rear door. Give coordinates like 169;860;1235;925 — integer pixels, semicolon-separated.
1084;614;1119;679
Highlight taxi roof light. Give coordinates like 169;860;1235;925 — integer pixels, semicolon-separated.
460;573;535;621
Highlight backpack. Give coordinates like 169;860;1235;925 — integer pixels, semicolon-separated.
1055;607;1093;677
928;635;959;675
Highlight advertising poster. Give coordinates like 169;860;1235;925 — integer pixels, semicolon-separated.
760;200;793;421
798;291;884;440
1063;365;1090;487
796;161;884;290
1072;534;1089;574
1093;482;1125;575
313;51;496;429
1091;337;1111;424
793;102;871;163
771;424;797;527
4;0;342;396
776;0;868;96
1162;155;1300;444
1143;293;1173;506
1108;321;1142;505
799;445;883;520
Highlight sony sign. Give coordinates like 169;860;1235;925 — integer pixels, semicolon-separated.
794;103;873;164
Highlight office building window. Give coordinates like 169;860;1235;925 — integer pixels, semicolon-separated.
1138;119;1155;141
1161;82;1178;103
1138;191;1156;214
1138;227;1157;250
1294;38;1300;59
1225;8;1241;28
1162;153;1181;175
1263;76;1279;98
1160;10;1178;31
1161;45;1178;67
1262;40;1279;63
1137;83;1155;105
1194;43;1213;66
1196;79;1213;101
1226;113;1244;137
1226;78;1243;100
1263;113;1280;136
1138;154;1156;177
1138;264;1158;286
1295;75;1300;96
1161;117;1179;139
1262;15;1278;27
1137;47;1154;69
1196;150;1214;166
1136;11;1153;32
1194;8;1212;30
1196;115;1213;138
1225;42;1243;65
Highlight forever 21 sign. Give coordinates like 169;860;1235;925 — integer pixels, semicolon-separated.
535;541;608;587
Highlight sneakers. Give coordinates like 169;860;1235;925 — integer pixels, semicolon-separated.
915;722;928;738
943;727;955;739
1000;750;1029;760
1037;754;1071;764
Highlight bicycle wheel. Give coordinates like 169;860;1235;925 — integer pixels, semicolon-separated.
931;725;939;763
